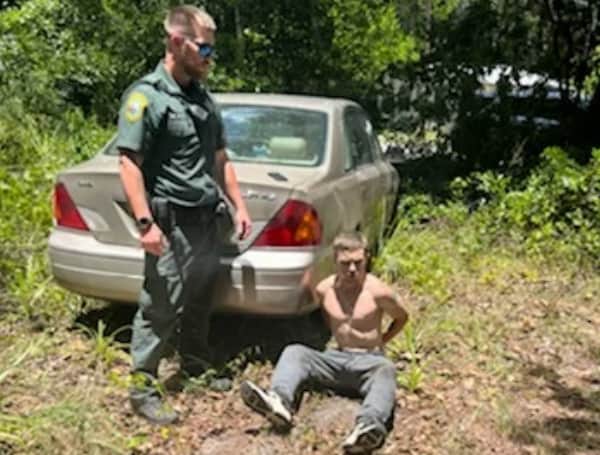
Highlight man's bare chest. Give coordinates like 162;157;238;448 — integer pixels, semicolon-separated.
323;288;380;326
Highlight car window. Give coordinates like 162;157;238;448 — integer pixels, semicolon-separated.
221;105;327;167
104;105;328;168
364;116;384;160
343;108;375;170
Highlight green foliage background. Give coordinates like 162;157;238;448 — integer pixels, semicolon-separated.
377;147;600;306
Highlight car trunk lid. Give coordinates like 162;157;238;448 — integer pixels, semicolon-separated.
56;154;321;253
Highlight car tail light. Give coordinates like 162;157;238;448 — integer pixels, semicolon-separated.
253;200;322;247
53;182;89;231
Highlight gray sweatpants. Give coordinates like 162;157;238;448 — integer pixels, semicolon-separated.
271;343;396;431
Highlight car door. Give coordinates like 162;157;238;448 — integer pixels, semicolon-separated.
364;114;400;239
341;107;386;248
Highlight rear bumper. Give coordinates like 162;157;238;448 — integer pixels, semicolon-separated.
48;229;320;315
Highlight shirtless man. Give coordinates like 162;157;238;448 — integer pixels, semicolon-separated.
240;232;408;453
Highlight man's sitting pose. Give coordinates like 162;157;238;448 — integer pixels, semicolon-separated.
240;232;408;453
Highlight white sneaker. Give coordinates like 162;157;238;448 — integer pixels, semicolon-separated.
342;421;386;453
240;380;293;430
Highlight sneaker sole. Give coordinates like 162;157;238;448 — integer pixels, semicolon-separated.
343;428;385;453
240;382;291;430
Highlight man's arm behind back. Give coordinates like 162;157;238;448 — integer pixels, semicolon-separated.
370;276;408;345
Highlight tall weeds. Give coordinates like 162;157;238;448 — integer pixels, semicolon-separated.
0;100;112;323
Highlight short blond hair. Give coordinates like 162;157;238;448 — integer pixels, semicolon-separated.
164;5;217;36
333;231;368;256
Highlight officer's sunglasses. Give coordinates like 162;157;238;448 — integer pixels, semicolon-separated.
189;39;215;59
170;33;215;59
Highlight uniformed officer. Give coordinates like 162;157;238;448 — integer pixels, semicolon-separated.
117;5;251;425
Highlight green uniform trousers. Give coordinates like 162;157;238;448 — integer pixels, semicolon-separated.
130;212;220;382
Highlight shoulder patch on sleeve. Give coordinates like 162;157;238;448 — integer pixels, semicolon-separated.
125;91;149;123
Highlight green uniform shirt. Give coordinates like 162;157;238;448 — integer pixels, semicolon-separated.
116;62;226;207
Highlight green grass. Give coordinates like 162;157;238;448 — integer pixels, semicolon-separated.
75;320;131;372
0;399;131;455
0;328;131;454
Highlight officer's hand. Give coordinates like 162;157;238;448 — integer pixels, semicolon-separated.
235;208;252;240
140;223;168;256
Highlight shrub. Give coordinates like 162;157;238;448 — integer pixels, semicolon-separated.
0;101;112;322
379;146;599;300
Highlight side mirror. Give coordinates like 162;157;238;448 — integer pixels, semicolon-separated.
383;143;400;161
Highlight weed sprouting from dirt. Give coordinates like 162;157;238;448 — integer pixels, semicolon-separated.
75;320;131;371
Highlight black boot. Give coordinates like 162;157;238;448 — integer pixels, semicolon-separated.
130;372;178;425
130;393;178;425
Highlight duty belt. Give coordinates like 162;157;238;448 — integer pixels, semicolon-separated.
170;203;217;225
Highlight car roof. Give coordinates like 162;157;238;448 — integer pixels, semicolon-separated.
213;92;359;113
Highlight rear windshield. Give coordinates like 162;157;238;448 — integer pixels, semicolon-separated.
104;104;328;167
221;105;327;167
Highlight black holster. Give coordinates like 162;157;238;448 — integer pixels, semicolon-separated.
150;197;173;236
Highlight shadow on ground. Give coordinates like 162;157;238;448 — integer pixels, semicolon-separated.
510;362;600;454
74;302;331;371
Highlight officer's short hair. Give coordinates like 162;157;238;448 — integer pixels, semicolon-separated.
333;231;368;257
164;5;217;36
